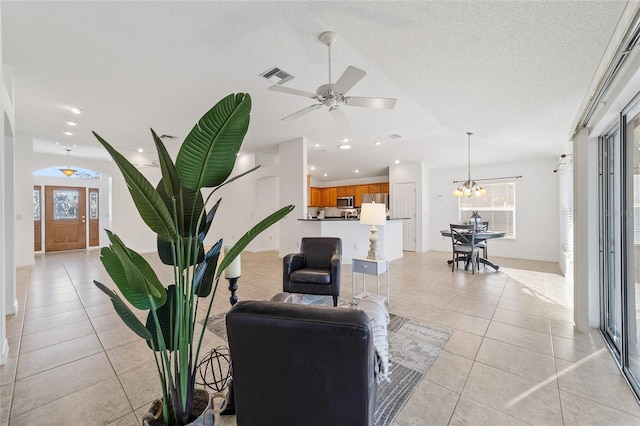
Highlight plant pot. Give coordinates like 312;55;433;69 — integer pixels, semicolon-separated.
142;388;224;426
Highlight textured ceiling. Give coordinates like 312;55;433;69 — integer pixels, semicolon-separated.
1;1;628;181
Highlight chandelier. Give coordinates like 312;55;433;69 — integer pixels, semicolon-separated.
59;149;77;177
453;132;486;197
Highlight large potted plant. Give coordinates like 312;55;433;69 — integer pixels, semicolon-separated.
92;93;293;425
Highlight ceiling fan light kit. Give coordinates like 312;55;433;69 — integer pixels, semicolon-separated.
268;31;397;126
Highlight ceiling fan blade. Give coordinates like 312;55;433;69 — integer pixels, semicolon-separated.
333;66;367;95
282;104;322;121
330;108;350;128
345;96;397;109
269;85;318;99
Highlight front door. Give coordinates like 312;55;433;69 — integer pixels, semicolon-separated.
45;186;86;252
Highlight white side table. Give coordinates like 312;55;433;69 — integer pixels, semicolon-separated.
351;257;389;304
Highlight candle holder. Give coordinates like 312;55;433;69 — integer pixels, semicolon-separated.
226;276;240;306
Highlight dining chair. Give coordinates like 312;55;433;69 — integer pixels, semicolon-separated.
477;221;490;259
449;224;482;274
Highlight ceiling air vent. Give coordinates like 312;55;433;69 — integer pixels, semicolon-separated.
260;66;294;85
389;134;402;139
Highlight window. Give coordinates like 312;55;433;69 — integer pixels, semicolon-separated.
458;182;516;237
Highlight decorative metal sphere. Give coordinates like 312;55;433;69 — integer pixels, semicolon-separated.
196;345;232;392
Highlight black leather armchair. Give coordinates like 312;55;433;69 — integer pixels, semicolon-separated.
283;237;342;306
225;300;377;426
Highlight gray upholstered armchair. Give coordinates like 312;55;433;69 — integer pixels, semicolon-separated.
283;237;342;306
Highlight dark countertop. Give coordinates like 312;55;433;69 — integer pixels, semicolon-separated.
298;218;408;221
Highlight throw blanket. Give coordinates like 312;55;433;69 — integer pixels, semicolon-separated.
357;296;390;383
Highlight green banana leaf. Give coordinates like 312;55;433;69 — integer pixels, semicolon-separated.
157;236;204;267
194;239;223;298
151;128;180;199
146;285;177;351
198;199;221;243
156;183;205;237
100;231;166;310
94;280;152;340
92;132;177;241
175;93;251;190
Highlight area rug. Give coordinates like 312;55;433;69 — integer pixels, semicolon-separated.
202;294;451;426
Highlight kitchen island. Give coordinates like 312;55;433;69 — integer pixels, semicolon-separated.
297;218;404;264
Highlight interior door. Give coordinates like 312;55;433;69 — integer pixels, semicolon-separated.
45;186;86;252
33;185;42;251
88;188;100;247
394;182;416;251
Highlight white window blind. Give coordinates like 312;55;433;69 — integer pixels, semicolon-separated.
459;182;516;238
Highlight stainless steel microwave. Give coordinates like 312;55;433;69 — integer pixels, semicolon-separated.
336;196;354;208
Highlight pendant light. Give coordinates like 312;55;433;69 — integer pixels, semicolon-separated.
453;132;485;197
59;149;77;177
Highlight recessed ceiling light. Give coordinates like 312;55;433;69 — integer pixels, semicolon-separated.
338;144;351;150
63;131;74;136
65;121;78;126
137;148;144;153
55;142;60;145
395;160;400;164
374;141;381;146
355;169;360;173
309;165;315;170
324;173;328;177
314;143;320;148
68;107;83;114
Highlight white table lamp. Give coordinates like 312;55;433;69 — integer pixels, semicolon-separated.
359;201;387;259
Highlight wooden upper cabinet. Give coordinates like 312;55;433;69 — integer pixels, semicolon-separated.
344;186;355;197
310;187;322;207
309;182;387;207
354;185;369;207
321;187;337;207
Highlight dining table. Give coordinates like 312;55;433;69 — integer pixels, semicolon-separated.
440;228;506;270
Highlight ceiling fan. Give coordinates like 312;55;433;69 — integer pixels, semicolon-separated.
268;31;397;126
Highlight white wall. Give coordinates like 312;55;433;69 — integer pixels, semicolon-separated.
429;157;559;262
278;138;308;257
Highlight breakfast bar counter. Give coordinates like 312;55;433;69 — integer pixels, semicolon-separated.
297;218;404;264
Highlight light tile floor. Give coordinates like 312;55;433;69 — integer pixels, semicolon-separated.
2;249;639;425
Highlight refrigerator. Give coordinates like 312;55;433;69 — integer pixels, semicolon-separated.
362;193;389;209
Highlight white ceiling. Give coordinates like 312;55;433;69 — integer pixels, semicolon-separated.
1;1;628;182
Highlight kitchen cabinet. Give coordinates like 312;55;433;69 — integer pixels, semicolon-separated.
368;183;381;193
310;187;322;207
322;187;337;207
308;182;388;207
354;185;369;207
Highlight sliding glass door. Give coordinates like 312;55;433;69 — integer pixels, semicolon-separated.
600;95;640;398
600;130;622;354
624;102;640;388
